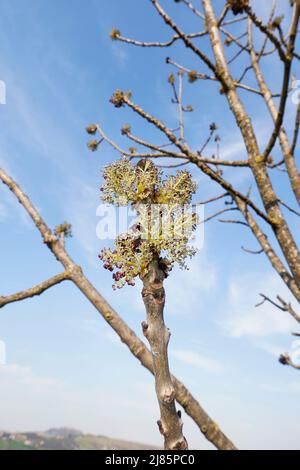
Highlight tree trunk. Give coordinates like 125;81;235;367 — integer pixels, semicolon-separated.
141;257;188;450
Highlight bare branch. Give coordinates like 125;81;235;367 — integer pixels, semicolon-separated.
0;272;70;309
114;30;207;48
179;0;204;19
168;58;268;96
200;207;238;225
235;199;300;303
178;71;185;142
279;199;300;217
218;218;248;227
253;5;297;163
116;92;272;224
155;161;190;169
277;295;300;324
245;5;287;62
96;125;179;159
279;354;300;370
198;124;217;155
196;192;229;205
256;294;300;324
124;130;186;159
202;0;300;287
248;17;300;204
262;61;295;161
217;4;229;26
241;246;264;255
151;0;218;77
291;102;300;156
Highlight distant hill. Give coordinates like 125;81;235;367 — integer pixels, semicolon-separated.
44;428;83;438
0;429;158;450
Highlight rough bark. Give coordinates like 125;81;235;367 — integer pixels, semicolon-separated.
248;18;300;206
141;257;188;450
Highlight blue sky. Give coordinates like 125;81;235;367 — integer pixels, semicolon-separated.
0;0;300;450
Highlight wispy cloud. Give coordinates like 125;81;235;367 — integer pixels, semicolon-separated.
111;44;128;68
165;252;217;316
0;364;63;391
171;349;223;374
218;272;296;338
132;250;217;317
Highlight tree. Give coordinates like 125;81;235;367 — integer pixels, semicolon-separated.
1;0;300;452
0;166;235;449
90;0;300;369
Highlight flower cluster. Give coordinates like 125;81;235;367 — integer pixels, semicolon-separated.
99;158;198;288
99;231;153;289
188;71;199;84
110;90;132;108
227;0;249;15
54;222;72;238
156;171;197;205
100;158;161;206
270;15;284;31
110;28;121;40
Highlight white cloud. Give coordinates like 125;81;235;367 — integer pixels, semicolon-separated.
165;252;217;316
132;250;217;317
258;380;300;394
0;362;161;445
0;364;63;393
219;271;296;338
257;341;285;358
111;44;128;68
0;179;32;228
171;349;223;374
66;182;100;264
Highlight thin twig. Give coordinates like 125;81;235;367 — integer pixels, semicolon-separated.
0;272;70;308
115;30;207;48
200;207;238;225
291;102;300;155
256;294;300;324
241;246;264;255
279;199;300;217
196;192;229;205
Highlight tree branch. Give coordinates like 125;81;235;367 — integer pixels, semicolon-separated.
118;92;272;225
248;17;300;204
167;57;266;97
261;7;299;161
202;0;300;287
113;30;207;48
256;294;300;325
141;258;187;450
245;5;287;62
291;102;300;156
0;166;236;451
150;0;218;77
0;272;70;309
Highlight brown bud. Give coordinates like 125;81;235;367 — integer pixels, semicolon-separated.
86;124;97;135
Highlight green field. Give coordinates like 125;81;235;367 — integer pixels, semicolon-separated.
0;439;36;450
